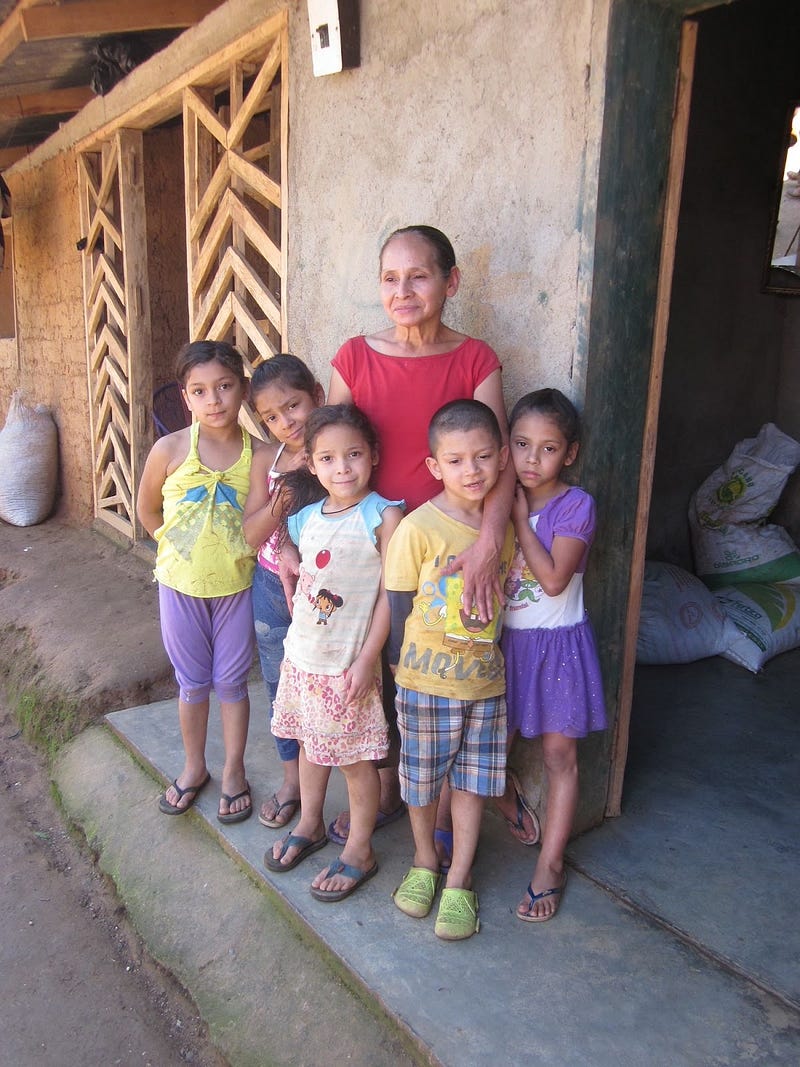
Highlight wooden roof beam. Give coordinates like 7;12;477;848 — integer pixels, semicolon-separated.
19;1;221;42
0;145;30;169
0;85;93;119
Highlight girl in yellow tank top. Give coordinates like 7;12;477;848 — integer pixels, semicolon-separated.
137;340;263;824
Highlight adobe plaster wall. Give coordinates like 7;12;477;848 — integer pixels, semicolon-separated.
286;0;610;411
2;153;92;525
2;0;610;527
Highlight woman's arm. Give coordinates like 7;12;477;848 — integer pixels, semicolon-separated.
441;368;514;621
343;504;404;702
242;444;281;550
326;367;353;405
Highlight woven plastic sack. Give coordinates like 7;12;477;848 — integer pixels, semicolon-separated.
0;390;59;526
714;581;800;673
636;561;740;664
689;423;800;589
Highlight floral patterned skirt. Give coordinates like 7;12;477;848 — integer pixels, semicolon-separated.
271;656;389;766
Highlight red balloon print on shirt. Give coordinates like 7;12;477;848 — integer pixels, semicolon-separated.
316;548;331;569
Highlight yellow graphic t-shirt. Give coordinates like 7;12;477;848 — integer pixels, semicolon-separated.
384;501;514;700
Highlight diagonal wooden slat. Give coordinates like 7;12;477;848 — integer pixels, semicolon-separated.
191;184;235;292
230;293;279;364
227;151;280;212
87;206;123;254
88;279;127;336
227;192;281;275
77;153;100;204
185;28;286;364
184;86;228;148
193;249;234;338
189;152;231;243
226;37;281;150
228;247;281;331
205;290;235;341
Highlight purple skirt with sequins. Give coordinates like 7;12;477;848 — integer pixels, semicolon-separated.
500;616;607;739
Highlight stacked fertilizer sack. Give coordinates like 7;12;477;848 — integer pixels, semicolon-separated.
688;423;800;672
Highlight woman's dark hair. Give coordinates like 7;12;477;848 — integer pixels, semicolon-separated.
509;388;580;445
250;352;319;402
175;339;246;386
379;225;456;277
303;403;379;456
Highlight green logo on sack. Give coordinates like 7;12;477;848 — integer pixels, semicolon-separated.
715;473;749;506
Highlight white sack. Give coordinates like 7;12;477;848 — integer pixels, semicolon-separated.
636;561;740;664
689;423;800;588
0;390;58;526
714;581;800;673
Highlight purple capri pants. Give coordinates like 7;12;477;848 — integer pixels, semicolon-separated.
158;585;255;704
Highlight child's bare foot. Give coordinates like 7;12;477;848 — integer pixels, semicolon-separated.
493;770;540;845
517;860;566;923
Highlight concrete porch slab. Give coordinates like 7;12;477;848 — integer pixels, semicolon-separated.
49;685;800;1066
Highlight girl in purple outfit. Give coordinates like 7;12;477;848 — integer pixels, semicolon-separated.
501;389;606;922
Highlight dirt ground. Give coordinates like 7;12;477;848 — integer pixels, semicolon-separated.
0;693;229;1067
0;521;227;1065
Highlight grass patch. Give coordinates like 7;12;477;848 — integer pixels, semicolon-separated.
1;623;84;760
13;685;81;760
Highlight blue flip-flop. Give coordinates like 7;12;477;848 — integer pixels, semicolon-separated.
434;827;453;873
506;770;541;846
264;832;328;872
309;857;379;902
517;872;567;923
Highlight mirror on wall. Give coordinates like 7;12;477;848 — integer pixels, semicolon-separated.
764;103;800;293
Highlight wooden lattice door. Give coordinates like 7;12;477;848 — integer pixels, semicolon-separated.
184;22;287;437
78;130;152;539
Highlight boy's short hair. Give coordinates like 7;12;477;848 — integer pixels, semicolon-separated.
428;399;502;454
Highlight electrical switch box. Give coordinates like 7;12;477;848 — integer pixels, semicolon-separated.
307;0;360;77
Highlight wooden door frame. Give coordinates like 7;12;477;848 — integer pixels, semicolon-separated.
581;0;719;817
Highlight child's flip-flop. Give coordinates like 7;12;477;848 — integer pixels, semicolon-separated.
264;832;328;872
217;782;253;824
434;827;453;873
158;772;211;815
309;857;379;902
505;770;541;846
327;802;407;845
517;872;567;923
258;794;300;828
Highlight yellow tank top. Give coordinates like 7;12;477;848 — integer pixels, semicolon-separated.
154;421;255;597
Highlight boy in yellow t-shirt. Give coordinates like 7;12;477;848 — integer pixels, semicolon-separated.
385;399;514;940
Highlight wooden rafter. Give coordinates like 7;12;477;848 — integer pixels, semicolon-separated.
20;1;221;43
0;85;93;119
